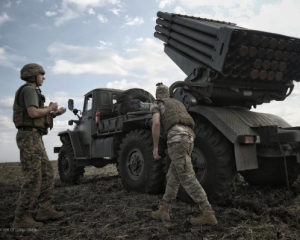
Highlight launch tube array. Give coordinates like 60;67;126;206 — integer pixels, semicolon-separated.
154;11;300;84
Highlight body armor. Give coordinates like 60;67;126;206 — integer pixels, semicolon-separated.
159;98;195;138
13;84;53;132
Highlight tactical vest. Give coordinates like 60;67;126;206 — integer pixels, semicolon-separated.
159;98;195;139
13;84;53;132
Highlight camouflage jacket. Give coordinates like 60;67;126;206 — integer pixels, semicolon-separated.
150;100;195;143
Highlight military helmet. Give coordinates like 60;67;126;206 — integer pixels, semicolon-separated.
20;63;45;80
156;82;169;99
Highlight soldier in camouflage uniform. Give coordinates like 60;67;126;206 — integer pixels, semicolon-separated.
11;63;66;228
151;83;218;226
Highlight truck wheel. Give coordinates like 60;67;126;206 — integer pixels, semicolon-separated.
117;130;164;193
175;120;236;204
58;143;85;184
242;156;299;186
117;88;155;115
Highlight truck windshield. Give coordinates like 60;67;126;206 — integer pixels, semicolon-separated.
84;93;92;111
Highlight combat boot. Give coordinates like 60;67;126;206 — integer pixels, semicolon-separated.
36;205;64;222
11;213;43;228
152;201;171;221
189;204;218;226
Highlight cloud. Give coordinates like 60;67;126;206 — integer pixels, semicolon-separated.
239;0;300;37
0;97;14;109
48;42;132;76
175;0;300;38
99;40;112;45
28;23;51;30
88;8;95;15
178;0;252;8
47;38;184;95
45;91;72;107
0;12;13;27
109;8;121;16
54;8;80;26
124;48;137;52
62;0;121;11
98;40;112;49
124;15;144;26
45;11;57;17
0;46;26;70
174;6;186;15
4;1;11;8
106;79;140;90
254;86;300;127
97;14;108;23
0;115;15;144
45;35;189;104
53;0;122;26
157;0;175;9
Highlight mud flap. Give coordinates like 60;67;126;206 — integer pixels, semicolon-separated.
234;143;258;171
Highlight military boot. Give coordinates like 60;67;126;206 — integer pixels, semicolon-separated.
36;205;64;222
189;204;218;226
11;213;43;228
152;201;171;221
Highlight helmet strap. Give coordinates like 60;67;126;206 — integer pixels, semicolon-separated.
26;79;35;83
35;76;42;93
34;76;42;92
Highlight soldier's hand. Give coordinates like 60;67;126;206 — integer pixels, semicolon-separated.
49;102;58;111
153;148;161;160
55;107;66;116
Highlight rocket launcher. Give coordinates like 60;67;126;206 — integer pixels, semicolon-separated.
154;11;300;108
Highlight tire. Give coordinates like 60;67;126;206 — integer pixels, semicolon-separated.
175;119;237;204
58;143;85;184
242;156;300;186
117;130;164;193
117;88;155;115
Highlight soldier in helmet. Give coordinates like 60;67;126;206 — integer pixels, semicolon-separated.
151;83;218;226
11;63;66;228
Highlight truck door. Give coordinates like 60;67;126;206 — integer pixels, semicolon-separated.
79;93;93;145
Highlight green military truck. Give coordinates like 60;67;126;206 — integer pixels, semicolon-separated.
54;12;300;203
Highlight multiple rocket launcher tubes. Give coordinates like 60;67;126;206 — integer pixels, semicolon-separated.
225;32;298;82
154;11;300;85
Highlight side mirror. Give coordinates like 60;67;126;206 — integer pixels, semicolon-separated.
68;99;74;111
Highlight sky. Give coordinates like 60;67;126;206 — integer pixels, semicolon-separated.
1;0;300;163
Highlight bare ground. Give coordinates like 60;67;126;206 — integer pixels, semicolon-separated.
0;161;300;240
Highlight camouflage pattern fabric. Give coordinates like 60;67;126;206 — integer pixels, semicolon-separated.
15;129;54;218
163;142;209;205
20;63;45;80
13;84;52;133
150;100;165;115
150;101;195;143
156;83;169;99
167;124;195;144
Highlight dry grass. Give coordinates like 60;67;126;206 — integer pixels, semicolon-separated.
0;161;300;239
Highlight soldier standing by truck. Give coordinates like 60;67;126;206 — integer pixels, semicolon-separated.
150;83;218;225
11;63;66;228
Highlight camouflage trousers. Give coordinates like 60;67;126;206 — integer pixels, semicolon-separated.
163;142;209;205
15;129;54;218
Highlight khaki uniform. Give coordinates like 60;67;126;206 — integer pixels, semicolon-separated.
151;100;209;205
13;85;54;218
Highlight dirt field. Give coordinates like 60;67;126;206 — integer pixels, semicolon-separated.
1;161;300;240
